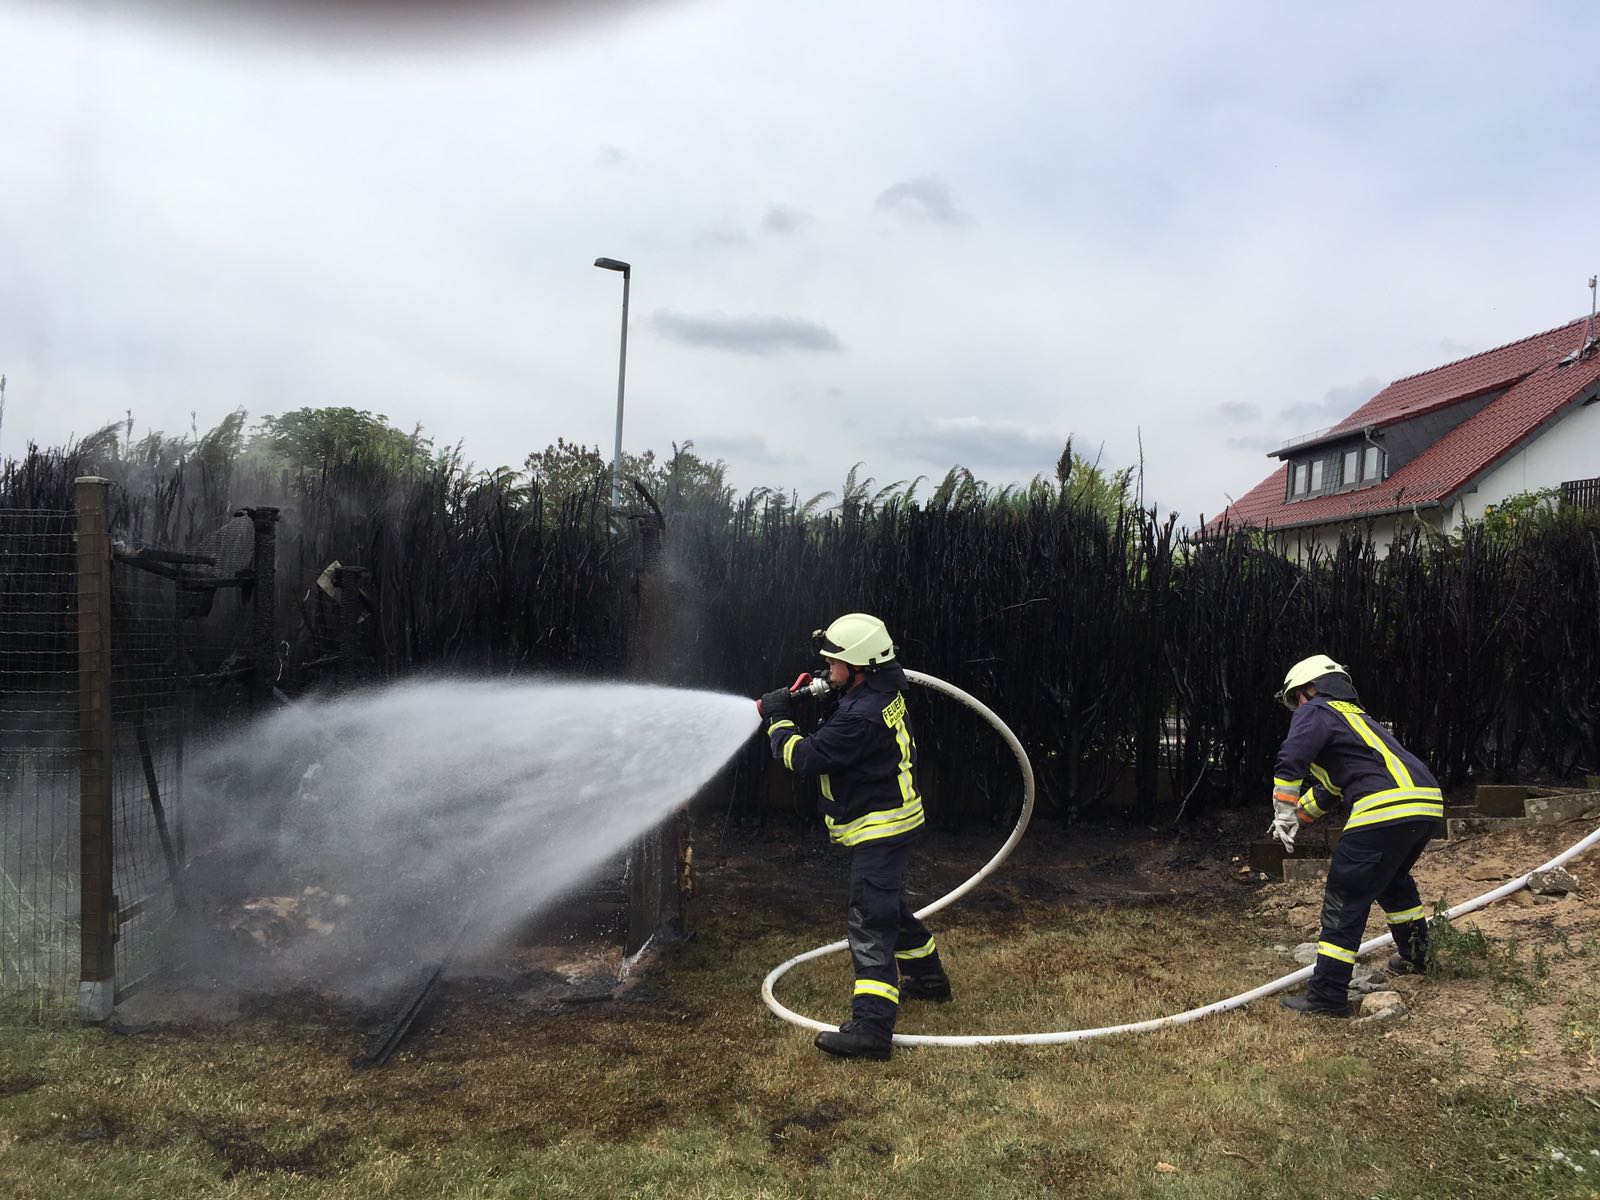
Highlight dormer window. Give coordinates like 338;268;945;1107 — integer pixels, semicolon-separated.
1286;440;1386;501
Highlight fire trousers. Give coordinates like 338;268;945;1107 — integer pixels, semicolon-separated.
1309;816;1439;1005
845;829;945;1038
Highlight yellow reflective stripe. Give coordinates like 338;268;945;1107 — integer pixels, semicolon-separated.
827;797;924;839
1343;801;1444;831
1332;707;1414;790
889;711;918;805
1316;941;1357;965
1349;786;1443;817
825;809;928;844
768;719;797;733
853;979;900;1004
820;774;834;801
1273;777;1303;791
1300;790;1325;818
1309;763;1342;797
1385;906;1427;925
895;937;937;961
781;734;802;771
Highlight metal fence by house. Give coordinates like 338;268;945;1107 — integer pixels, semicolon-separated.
1561;477;1600;510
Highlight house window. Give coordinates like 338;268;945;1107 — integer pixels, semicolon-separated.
1342;449;1359;486
1310;459;1324;491
1292;463;1309;496
1362;445;1383;481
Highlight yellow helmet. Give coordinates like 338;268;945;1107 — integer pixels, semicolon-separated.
813;612;896;668
1275;654;1349;710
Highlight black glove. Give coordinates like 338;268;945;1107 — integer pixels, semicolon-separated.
758;687;795;724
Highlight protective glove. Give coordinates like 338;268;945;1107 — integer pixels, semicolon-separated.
758;687;795;724
1269;800;1300;852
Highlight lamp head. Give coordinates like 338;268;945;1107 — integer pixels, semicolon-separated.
594;257;631;275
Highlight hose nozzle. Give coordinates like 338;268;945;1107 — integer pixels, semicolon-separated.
755;672;834;718
794;673;832;699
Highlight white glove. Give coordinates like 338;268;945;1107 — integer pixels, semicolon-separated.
1269;801;1299;852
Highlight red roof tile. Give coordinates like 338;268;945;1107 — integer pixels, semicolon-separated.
1210;317;1600;532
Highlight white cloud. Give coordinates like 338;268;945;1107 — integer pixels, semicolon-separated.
2;0;1598;520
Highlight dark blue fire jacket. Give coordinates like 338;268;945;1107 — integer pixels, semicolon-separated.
767;681;925;846
1272;695;1443;831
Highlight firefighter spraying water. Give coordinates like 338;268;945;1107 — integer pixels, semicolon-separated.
755;613;951;1061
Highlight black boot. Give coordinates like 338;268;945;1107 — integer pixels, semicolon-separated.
1386;953;1425;976
814;1021;892;1061
1281;993;1352;1018
898;971;952;1003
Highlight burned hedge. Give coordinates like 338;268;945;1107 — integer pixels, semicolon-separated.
4;435;1597;827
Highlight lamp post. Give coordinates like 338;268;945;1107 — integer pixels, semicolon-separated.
594;257;631;512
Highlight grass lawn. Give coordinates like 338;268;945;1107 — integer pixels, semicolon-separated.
2;845;1598;1199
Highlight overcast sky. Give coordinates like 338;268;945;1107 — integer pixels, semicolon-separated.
2;0;1597;521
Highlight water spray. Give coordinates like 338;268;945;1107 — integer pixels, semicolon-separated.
761;669;1600;1047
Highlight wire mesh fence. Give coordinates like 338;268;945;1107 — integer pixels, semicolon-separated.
109;558;186;999
0;510;79;1018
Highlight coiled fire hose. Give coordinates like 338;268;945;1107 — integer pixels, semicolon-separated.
761;668;1600;1047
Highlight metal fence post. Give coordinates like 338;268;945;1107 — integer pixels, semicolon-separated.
245;507;280;707
75;477;115;1021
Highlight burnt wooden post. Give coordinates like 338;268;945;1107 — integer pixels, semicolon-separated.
75;477;116;1021
244;507;279;707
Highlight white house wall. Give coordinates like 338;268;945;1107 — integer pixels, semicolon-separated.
1450;397;1600;528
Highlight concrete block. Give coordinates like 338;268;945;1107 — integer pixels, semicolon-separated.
1447;815;1533;840
1282;858;1331;883
1473;785;1533;818
1249;838;1331;879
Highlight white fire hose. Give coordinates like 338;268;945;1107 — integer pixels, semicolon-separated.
761;668;1600;1047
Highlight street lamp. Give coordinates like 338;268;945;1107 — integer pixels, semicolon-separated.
594;257;631;512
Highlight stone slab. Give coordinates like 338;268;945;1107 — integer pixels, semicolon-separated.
1524;791;1600;825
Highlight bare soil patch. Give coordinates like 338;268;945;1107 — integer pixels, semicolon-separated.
1254;819;1600;1098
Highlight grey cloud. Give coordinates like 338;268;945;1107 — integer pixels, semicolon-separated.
693;227;750;250
1278;375;1384;429
1437;336;1477;358
596;144;625;167
652;311;842;355
761;204;812;236
899;417;1062;474
1225;434;1280;453
1216;400;1260;424
689;433;789;466
874;176;975;227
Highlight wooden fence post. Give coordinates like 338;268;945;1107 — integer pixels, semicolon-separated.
75;477;115;1021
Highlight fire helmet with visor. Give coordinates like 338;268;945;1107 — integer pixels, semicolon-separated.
812;613;896;669
1275;654;1352;710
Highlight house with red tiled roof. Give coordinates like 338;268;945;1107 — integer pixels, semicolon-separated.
1208;314;1600;554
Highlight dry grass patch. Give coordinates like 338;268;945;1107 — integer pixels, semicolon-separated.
2;880;1598;1198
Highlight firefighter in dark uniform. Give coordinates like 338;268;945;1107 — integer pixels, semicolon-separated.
1269;654;1444;1015
759;613;951;1060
